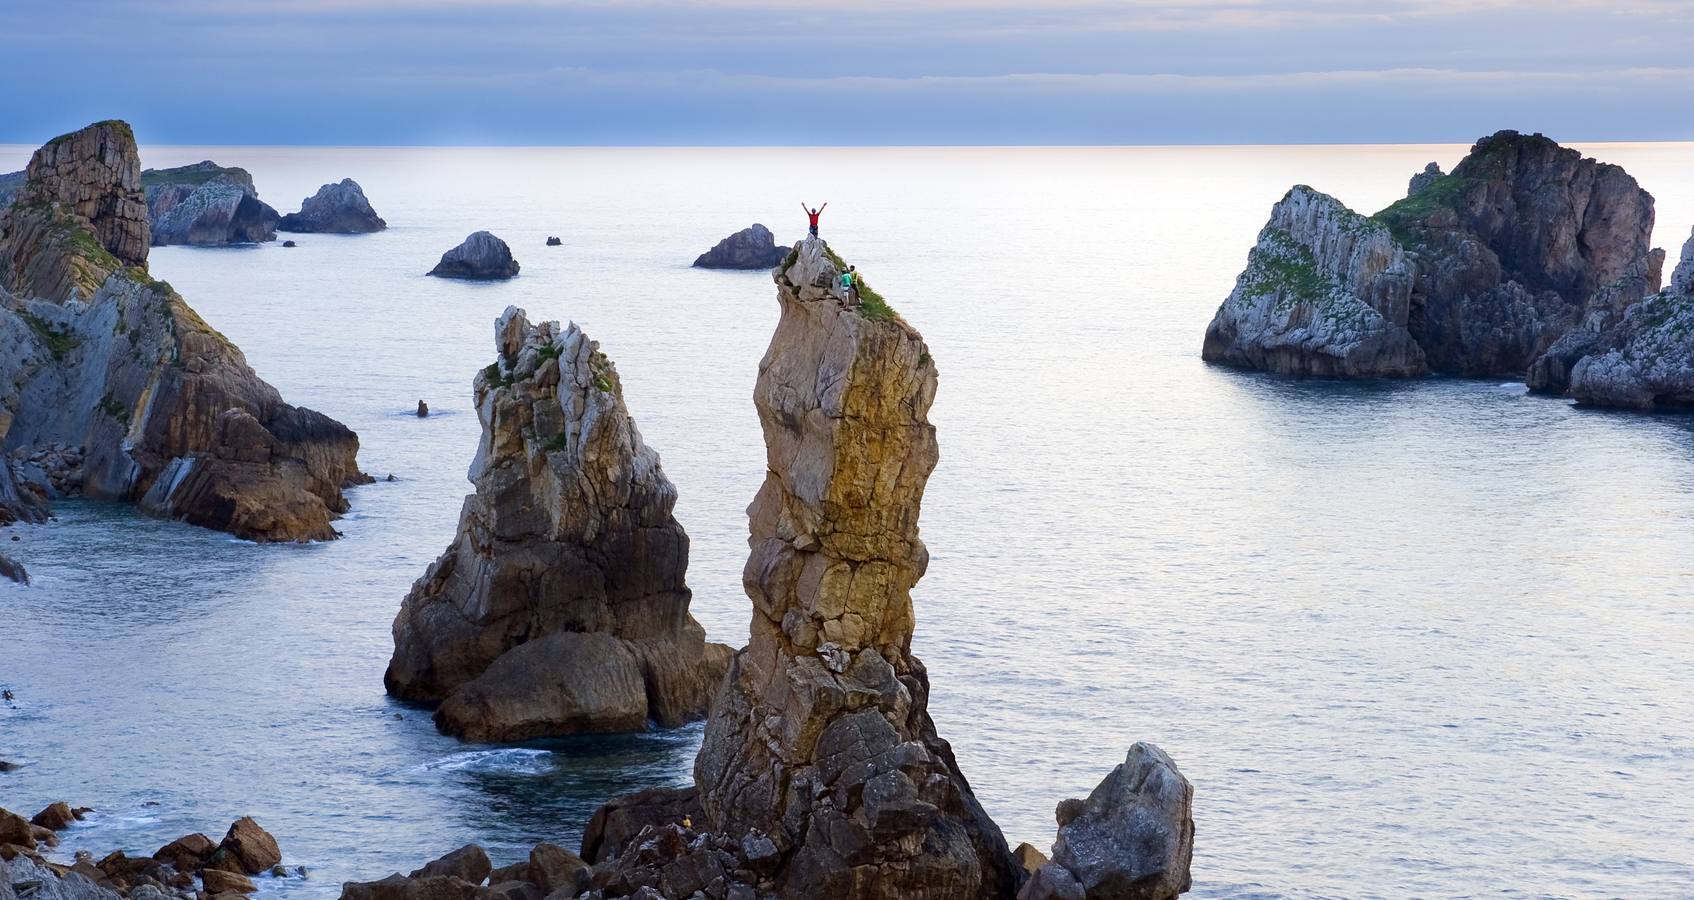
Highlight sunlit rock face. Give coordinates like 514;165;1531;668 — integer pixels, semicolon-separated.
1205;130;1663;382
0;121;365;542
385;306;731;741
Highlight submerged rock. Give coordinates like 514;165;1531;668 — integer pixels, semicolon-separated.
385;307;730;740
428;231;518;280
0;121;366;542
278;179;386;234
692;224;786;270
1204;130;1663;381
142;162;280;246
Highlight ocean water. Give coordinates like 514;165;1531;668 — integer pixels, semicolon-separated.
2;142;1694;898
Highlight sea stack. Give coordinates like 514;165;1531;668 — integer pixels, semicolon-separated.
428;231;519;280
1559;226;1694;409
1203;130;1663;382
384;306;731;741
143;161;281;245
0;120;366;542
278;179;386;233
692;224;786;269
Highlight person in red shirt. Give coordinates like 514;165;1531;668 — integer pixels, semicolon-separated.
801;201;827;238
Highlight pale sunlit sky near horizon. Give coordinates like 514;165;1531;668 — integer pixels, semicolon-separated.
6;0;1694;146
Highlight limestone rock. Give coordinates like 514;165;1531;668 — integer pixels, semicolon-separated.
1047;743;1193;900
143;162;280;245
690;238;1022;899
1205;131;1663;381
692;224;786;270
0;856;121;900
385;307;730;740
1406;162;1443;197
278;179;386;234
1564;227;1694;409
0;121;366;542
428;232;518;280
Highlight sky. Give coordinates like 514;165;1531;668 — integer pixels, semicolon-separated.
5;0;1694;146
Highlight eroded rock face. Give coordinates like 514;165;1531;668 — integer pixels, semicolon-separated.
385;306;730;740
143;162;280;245
0;121;365;542
693;224;786;270
1205;131;1663;381
15;121;149;269
1562;227;1694;409
690;238;1021;899
1045;744;1193;900
279;179;386;233
428;232;518;280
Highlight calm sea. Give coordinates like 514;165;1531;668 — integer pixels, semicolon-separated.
2;143;1692;898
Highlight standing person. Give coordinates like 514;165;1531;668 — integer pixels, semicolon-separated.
839;265;856;307
801;201;827;238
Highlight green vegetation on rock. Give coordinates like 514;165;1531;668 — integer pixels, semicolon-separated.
1371;174;1468;244
21;311;78;359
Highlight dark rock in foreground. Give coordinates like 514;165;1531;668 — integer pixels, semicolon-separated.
428;231;518;280
0;805;278;900
0;120;366;542
692;223;786;269
278;179;386;233
0;553;25;585
1204;130;1663;381
143;161;281;246
385;307;730;741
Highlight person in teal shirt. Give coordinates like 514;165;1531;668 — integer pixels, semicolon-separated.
839;265;859;307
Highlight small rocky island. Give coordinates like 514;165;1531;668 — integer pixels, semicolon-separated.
1203;130;1664;388
278;178;386;233
429;231;519;279
0;120;367;542
142;161;283;245
693;223;786;269
354;238;1196;900
385;307;732;740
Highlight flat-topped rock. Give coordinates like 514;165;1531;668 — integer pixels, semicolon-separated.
142;161;280;245
385;307;730;740
693;223;786;269
279;179;386;233
428;231;517;280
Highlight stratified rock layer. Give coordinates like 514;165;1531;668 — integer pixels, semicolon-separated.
429;231;518;280
0;121;365;542
691;238;1021;899
143;162;280;245
1205;130;1663;381
278;179;386;233
693;224;787;269
385;306;730;740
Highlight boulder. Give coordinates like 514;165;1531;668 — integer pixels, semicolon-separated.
142;162;281;245
29;803;74;831
218;817;281;874
0;809;34;848
428;232;518;280
339;873;486;900
278;179;386;234
201;869;256;893
409;845;490;884
153;833;217;871
416;400;429;417
1016;864;1085;900
0;554;26;585
282;240;296;248
385;307;730;740
692;224;787;270
1047;743;1194;900
1204;130;1663;381
580;786;702;865
0;121;367;542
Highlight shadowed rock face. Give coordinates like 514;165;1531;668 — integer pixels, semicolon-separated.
1204;130;1663;381
143;162;281;245
278;178;386;233
0;121;366;542
691;238;1021;900
385;306;730;741
693;223;786;269
428;231;518;280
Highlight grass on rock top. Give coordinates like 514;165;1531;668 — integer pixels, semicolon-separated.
1371;174;1469;244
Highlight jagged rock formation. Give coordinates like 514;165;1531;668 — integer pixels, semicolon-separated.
142;162;280;245
1204;131;1663;381
428;231;518;280
693;224;786;269
1556;227;1694;409
278;179;386;233
385;307;730;741
685;237;1022;899
0;121;366;542
1407;162;1443;197
0;171;24;213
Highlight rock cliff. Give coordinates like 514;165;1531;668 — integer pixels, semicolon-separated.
385;306;731;741
1560;227;1694;409
142;162;281;245
429;231;519;280
693;224;786;270
0;120;366;542
1205;131;1663;381
278;178;386;233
